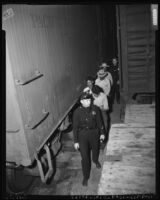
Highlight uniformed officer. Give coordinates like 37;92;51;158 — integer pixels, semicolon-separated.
73;92;105;186
109;58;120;104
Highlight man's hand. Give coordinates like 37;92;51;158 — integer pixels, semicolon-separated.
74;143;79;150
100;134;105;141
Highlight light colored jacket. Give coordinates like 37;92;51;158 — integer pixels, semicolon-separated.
95;77;111;96
93;92;109;111
106;72;113;86
101;67;113;85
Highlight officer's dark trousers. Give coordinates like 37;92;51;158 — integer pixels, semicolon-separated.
78;129;100;180
111;83;120;104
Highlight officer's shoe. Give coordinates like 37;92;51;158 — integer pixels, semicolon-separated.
96;161;101;169
82;179;88;186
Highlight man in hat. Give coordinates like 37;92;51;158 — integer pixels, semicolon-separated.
99;63;113;86
95;68;111;98
73;92;105;186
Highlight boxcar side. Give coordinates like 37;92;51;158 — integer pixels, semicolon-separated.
3;5;100;166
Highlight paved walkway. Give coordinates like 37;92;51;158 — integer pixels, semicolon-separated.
98;103;155;195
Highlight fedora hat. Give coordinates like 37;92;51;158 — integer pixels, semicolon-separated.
97;69;107;78
80;92;92;100
102;63;110;68
99;62;109;68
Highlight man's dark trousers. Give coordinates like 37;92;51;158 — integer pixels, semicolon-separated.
78;129;100;180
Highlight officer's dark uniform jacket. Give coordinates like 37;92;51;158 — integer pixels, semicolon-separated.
108;64;119;84
73;104;105;143
108;64;120;104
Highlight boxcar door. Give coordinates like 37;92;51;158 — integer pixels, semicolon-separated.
117;4;155;97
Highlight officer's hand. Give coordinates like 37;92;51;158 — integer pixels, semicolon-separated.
74;143;79;150
100;134;105;141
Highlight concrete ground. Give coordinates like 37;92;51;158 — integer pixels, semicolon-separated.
98;103;155;195
28;101;122;195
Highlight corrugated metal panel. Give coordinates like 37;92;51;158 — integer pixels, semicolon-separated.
3;5;99;165
118;5;155;96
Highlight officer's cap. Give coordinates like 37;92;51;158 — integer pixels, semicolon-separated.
80;92;92;100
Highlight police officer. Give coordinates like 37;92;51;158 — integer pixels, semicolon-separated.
109;58;120;104
73;92;105;186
